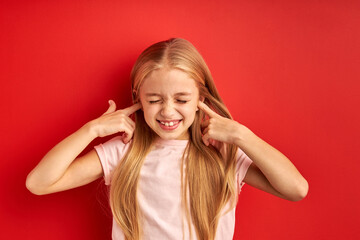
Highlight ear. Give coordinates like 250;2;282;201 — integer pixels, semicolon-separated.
197;96;205;111
137;98;144;111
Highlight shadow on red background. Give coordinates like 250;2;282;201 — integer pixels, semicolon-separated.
1;0;359;239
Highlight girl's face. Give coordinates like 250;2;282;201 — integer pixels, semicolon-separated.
139;68;200;140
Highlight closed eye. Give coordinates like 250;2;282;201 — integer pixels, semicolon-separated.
149;100;188;104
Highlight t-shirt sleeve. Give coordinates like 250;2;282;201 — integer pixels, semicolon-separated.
235;147;253;194
94;136;131;185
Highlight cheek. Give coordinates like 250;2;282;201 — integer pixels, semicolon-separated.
190;101;198;112
143;106;158;120
182;104;198;119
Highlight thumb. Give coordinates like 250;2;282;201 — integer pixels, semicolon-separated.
103;100;116;115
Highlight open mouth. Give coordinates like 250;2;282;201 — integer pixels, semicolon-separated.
157;119;182;130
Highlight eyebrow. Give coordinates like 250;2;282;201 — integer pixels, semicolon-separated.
145;92;192;97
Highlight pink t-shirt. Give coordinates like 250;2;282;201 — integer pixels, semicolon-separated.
94;136;252;240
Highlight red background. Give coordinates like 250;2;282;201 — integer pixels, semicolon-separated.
1;0;359;239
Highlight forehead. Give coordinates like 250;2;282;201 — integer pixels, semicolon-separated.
140;68;198;96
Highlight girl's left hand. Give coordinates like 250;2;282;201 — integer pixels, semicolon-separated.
198;101;243;146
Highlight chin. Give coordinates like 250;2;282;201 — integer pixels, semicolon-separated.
153;128;190;140
156;133;185;140
149;121;190;140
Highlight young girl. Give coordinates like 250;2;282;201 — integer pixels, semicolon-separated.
26;38;308;240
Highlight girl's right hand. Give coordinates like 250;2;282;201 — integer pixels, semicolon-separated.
90;100;141;143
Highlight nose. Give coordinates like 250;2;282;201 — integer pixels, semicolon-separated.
160;101;176;118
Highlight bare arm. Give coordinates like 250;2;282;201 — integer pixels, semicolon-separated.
26;123;99;195
26;100;141;195
236;125;308;201
198;101;308;201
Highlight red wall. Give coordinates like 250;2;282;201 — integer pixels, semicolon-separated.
1;0;359;239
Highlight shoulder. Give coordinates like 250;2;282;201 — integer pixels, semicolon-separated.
235;147;253;175
235;147;251;162
96;136;131;151
94;136;132;162
94;136;132;185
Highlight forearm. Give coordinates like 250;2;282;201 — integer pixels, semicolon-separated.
26;121;98;189
234;125;308;199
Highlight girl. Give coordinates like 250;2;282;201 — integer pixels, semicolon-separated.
26;38;308;240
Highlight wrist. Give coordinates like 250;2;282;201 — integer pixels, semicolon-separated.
83;120;99;139
233;124;254;147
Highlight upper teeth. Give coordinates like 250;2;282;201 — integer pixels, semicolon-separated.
160;121;177;126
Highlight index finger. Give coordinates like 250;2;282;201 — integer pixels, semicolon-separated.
122;102;142;116
198;101;218;118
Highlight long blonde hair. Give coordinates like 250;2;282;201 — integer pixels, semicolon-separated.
109;38;239;240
